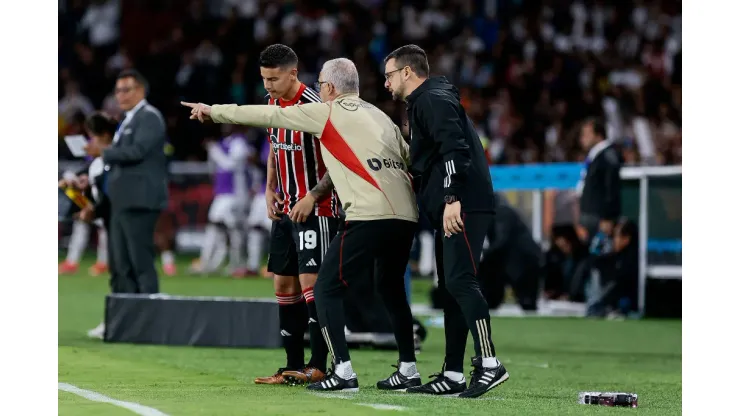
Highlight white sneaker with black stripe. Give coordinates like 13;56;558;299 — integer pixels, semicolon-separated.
306;368;359;392
376;363;422;391
406;370;466;396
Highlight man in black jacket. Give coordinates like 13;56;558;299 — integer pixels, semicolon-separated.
577;118;622;240
383;45;507;399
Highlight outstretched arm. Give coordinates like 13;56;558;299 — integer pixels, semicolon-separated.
182;101;330;137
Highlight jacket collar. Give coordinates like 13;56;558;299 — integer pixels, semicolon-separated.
124;99;148;121
586;139;611;163
405;76;453;105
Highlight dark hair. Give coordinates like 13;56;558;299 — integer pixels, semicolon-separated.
259;44;299;69
384;45;430;77
584;117;607;140
85;112;118;141
117;69;149;93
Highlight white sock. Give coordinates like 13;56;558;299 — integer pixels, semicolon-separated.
335;361;354;380
246;229;264;271
161;250;175;266
227;227;244;269
96;228;108;265
200;225;225;272
482;357;500;369
66;220;90;264
208;231;228;271
444;371;465;383
418;231;434;275
399;362;419;377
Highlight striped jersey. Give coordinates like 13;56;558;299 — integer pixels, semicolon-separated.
266;83;339;217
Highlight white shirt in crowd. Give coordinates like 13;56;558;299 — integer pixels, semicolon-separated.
80;0;120;47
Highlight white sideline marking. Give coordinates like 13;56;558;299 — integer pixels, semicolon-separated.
310;392;354;400
311;392;407;411
357;403;407;411
59;383;170;416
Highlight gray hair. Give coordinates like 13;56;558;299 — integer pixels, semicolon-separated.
321;58;360;95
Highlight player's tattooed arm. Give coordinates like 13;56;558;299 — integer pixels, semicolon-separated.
309;173;334;200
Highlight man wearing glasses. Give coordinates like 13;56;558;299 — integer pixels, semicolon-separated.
97;69;168;295
383;45;508;399
182;57;420;393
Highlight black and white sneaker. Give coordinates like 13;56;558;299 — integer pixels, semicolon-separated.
406;370;466;396
376;363;422;391
458;356;509;399
306;367;359;392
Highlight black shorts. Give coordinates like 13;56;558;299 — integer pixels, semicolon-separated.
267;214;340;276
316;218;416;294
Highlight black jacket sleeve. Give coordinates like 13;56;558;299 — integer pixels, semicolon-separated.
417;93;471;199
601;148;622;220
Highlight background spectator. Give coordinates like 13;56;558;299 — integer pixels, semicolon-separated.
58;0;681;166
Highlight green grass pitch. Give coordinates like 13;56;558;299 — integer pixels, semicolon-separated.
59;258;681;415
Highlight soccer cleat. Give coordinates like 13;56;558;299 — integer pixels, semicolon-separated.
406;370;466;396
87;322;105;339
306;367;359;392
458;356;509;399
58;261;79;275
282;367;326;385
162;263;177;276
376;363;422;391
88;262;108;276
254;368;290;385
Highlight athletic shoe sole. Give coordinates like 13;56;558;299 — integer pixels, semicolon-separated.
460;372;509;399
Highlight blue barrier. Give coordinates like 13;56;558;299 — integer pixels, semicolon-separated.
488;163;682;254
490;163;583;191
646;239;682;253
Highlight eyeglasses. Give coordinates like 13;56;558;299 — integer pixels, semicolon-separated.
115;86;135;94
314;81;328;91
383;67;406;81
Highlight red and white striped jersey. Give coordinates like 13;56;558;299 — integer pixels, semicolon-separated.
266;83;339;217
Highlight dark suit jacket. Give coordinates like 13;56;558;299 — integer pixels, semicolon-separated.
579;142;622;222
103;100;168;212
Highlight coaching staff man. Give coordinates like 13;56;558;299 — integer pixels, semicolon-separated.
98;69;168;294
576;118;622;241
383;45;508;399
182;58;420;393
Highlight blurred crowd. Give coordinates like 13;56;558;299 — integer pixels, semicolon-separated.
59;0;681;165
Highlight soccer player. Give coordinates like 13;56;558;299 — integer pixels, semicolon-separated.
383;45;509;398
238;44;342;384
193;126;252;275
182;57;420;393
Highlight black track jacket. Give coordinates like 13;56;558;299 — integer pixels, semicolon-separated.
405;76;495;223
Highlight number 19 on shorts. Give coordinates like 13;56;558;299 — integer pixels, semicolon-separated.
299;230;317;250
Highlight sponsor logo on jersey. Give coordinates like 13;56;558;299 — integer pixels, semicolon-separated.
366;157;406;171
272;142;303;152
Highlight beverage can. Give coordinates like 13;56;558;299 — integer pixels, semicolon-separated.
578;392;638;408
